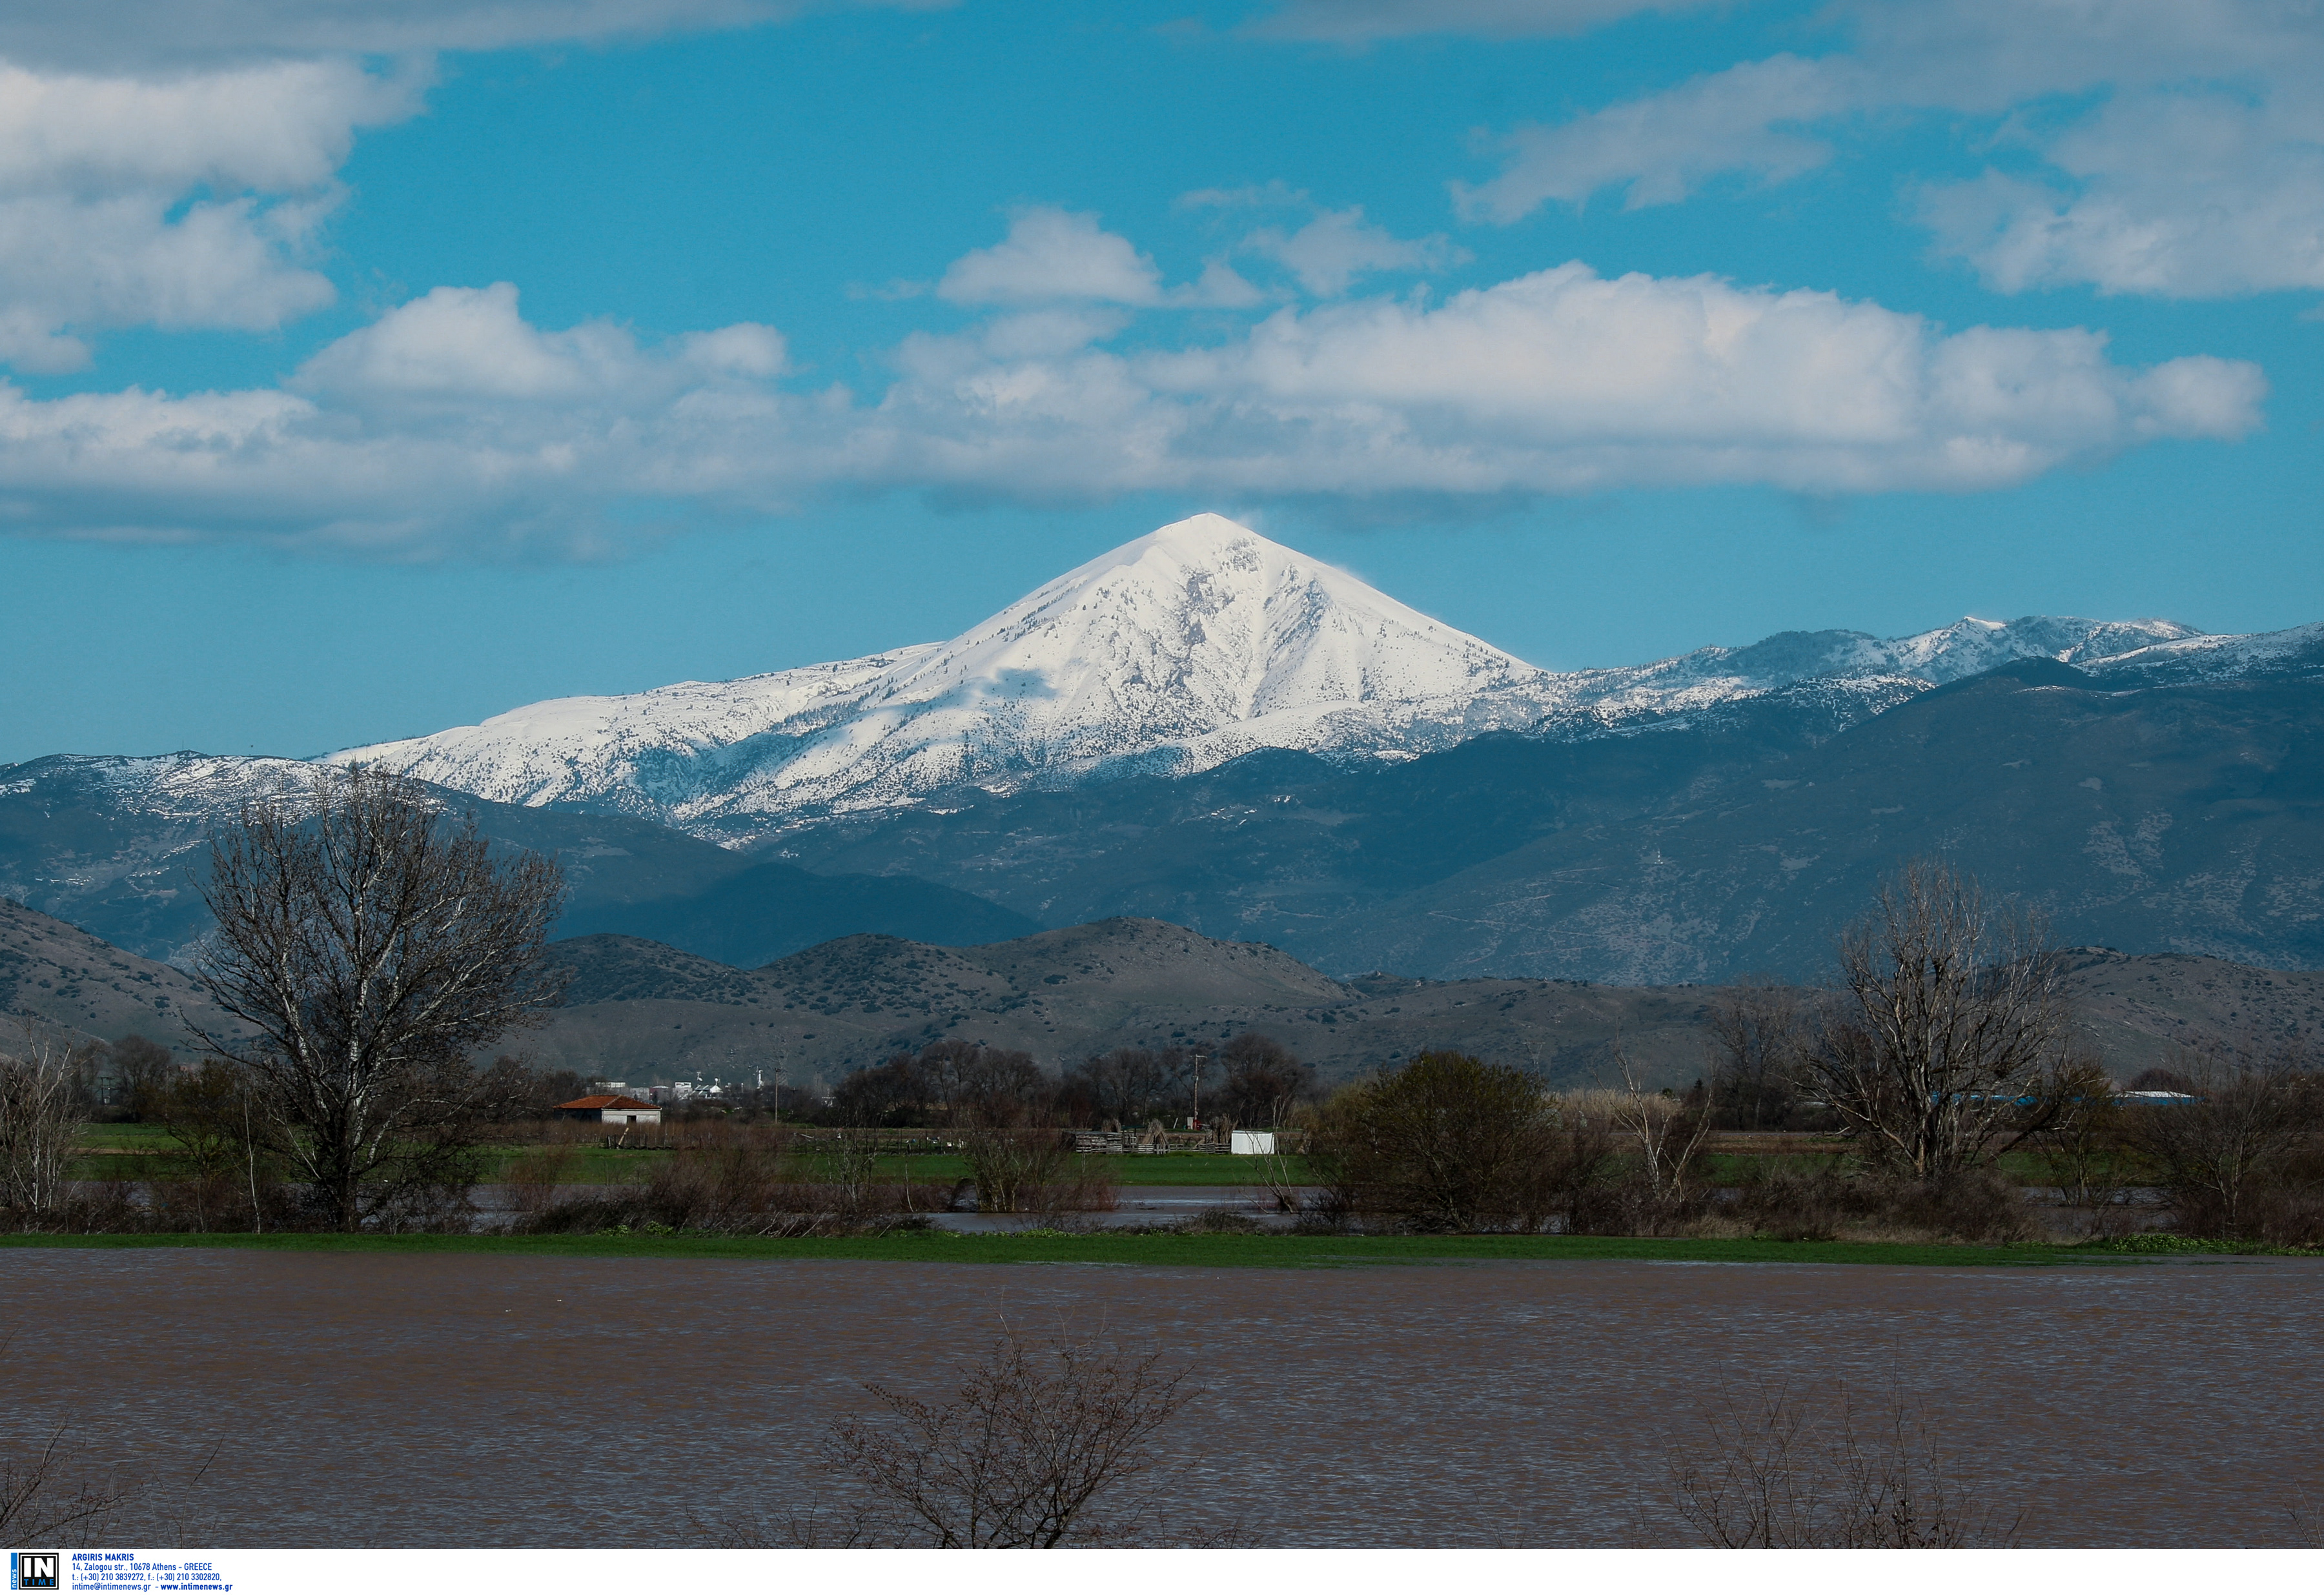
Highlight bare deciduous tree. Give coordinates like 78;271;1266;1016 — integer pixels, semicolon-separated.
1800;860;2070;1184
189;766;569;1230
1613;1046;1715;1205
956;1128;1071;1214
1666;1380;2020;1549
0;1032;83;1218
819;1326;1195;1547
2031;1052;2132;1214
2133;1038;2322;1243
105;1033;179;1121
1212;1033;1312;1131
1706;978;1806;1130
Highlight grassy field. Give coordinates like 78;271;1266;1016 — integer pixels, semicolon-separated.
70;1128;1309;1188
64;1128;2107;1190
0;1228;2166;1270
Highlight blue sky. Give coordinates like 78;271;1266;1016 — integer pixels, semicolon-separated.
1;0;2319;761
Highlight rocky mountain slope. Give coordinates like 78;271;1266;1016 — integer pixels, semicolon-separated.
0;897;245;1055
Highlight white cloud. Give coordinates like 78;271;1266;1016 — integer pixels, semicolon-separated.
0;262;2263;554
937;208;1168;306
1247;0;1706;43
1241;206;1467;296
682;322;789;378
936;207;1262;309
1453;1;2324;299
1917;88;2324;296
0;56;424;371
0;288;827;555
300;284;609;403
1458;55;1858;221
0;57;417;191
0;0;921;369
1181;185;1465;297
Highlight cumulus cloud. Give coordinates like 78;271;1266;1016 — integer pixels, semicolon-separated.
0;57;416;190
0;262;2263;554
1246;207;1463;296
937;208;1170;306
0;287;823;556
1456;0;2324;298
1916;89;2324;296
0;1;932;369
0;56;423;371
936;208;1261;308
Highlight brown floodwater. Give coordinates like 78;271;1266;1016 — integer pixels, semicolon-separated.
3;1248;2318;1548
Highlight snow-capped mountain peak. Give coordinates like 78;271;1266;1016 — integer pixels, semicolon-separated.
871;512;1536;727
336;514;1553;835
329;512;2250;846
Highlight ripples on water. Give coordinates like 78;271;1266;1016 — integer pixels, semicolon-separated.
5;1250;2318;1547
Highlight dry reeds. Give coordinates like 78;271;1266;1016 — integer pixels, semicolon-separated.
504;1134;950;1235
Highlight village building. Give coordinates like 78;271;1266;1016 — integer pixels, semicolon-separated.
554;1093;663;1126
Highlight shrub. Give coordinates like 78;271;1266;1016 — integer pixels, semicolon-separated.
1314;1052;1578;1232
2130;1045;2324;1246
1733;1164;2040;1245
815;1326;1195;1547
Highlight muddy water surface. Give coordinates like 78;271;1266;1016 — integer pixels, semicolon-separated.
4;1250;2317;1547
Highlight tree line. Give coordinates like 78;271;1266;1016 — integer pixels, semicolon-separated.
818;1031;1314;1133
1300;860;2323;1246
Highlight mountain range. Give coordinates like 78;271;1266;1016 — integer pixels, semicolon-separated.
335;513;2220;845
5;512;2321;991
12;889;2310;1090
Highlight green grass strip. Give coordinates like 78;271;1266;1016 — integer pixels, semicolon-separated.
0;1229;2160;1269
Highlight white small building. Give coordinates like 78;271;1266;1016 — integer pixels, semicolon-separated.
555;1093;663;1126
1229;1130;1277;1155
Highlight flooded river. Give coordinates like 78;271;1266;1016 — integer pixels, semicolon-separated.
4;1248;2317;1547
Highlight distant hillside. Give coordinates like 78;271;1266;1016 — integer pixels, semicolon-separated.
534;917;1723;1088
531;919;2315;1092
8;899;2309;1093
2060;948;2324;1063
0;897;246;1055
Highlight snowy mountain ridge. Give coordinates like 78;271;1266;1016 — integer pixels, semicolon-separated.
329;513;2234;844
